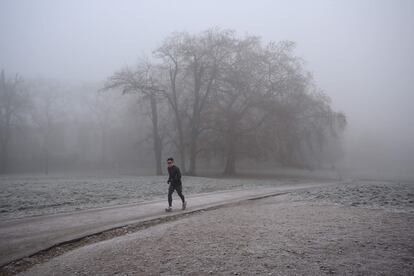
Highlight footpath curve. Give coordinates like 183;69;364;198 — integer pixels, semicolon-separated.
0;182;336;267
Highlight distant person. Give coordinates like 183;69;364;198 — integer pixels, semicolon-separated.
165;157;186;212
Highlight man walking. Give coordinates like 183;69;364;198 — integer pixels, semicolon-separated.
166;157;186;212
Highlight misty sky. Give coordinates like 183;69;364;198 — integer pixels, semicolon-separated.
1;0;413;176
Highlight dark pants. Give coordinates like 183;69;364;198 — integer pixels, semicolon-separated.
168;184;185;207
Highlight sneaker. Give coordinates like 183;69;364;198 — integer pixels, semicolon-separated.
182;201;187;210
165;206;172;212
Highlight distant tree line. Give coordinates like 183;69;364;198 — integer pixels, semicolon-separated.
103;29;346;175
0;29;346;176
0;72;146;175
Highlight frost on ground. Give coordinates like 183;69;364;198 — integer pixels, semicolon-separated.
0;174;298;219
3;178;414;275
288;180;414;213
18;194;414;276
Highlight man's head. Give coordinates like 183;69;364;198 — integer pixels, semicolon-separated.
167;157;174;168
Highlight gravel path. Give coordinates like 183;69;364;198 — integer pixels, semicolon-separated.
18;191;414;275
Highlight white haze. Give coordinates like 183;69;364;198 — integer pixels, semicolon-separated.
1;0;413;180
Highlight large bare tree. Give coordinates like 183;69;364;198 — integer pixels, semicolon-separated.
103;62;164;175
156;29;235;175
101;28;347;176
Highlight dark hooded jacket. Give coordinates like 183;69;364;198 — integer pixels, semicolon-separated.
167;165;182;186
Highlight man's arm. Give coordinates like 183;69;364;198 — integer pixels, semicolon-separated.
176;167;181;182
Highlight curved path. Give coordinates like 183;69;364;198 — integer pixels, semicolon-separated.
0;182;335;267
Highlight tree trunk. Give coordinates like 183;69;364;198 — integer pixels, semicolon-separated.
0;114;11;174
0;144;7;174
188;67;202;176
188;125;198;175
223;150;236;176
43;147;49;175
150;93;163;175
170;63;187;173
101;127;107;171
43;112;52;175
188;101;200;176
174;108;186;173
223;130;237;175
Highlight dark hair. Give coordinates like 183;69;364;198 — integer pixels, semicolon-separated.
167;157;174;162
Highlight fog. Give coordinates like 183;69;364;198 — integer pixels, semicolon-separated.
1;0;413;180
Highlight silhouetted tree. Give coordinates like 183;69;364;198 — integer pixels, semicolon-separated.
156;29;236;175
104;28;347;176
30;79;65;174
87;90;123;171
103;61;164;175
0;70;27;174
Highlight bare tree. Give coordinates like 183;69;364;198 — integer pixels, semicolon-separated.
202;38;302;174
0;70;26;174
155;36;188;172
103;61;164;175
29;79;66;174
204;36;346;174
101;28;347;176
156;29;235;175
206;36;266;175
87;90;121;171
